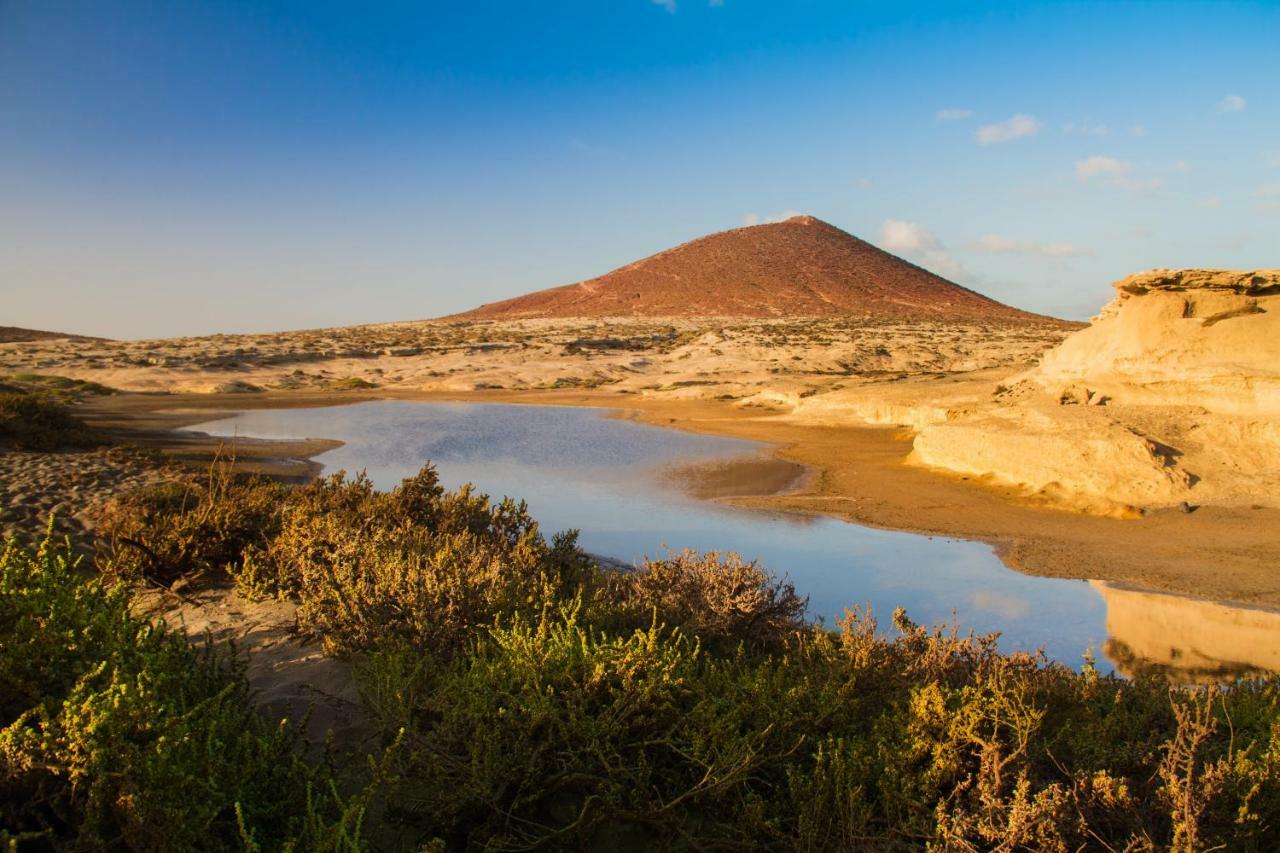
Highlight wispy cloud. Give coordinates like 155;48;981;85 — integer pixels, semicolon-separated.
1256;184;1280;214
1062;121;1109;137
969;234;1088;257
1129;123;1148;137
1074;155;1168;196
1197;196;1222;209
652;0;722;10
936;108;973;122
1219;94;1247;113
878;219;968;281
568;137;624;160
1074;155;1130;180
975;114;1041;145
1266;151;1280;169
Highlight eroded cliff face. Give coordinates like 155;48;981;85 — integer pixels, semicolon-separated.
1033;269;1280;415
886;270;1280;514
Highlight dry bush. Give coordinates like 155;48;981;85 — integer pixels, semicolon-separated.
94;460;286;584
607;549;807;650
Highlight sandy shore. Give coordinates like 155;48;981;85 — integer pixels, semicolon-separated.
76;387;1280;609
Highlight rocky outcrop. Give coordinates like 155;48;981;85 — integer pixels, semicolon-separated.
905;269;1280;514
1033;269;1280;415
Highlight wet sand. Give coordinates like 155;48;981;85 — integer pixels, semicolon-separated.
78;388;1280;609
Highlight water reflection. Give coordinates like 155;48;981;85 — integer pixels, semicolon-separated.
1092;581;1280;683
183;400;1278;679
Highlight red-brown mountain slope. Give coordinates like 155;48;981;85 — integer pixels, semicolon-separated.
455;216;1057;324
0;327;109;344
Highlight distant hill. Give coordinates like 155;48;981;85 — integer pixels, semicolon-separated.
454;215;1060;324
0;327;108;344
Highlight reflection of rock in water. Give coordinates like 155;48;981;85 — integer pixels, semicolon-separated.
1093;581;1280;683
667;454;810;503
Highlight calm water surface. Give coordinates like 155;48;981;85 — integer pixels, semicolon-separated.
189;400;1117;669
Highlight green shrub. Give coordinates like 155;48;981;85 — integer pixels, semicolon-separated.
355;605;1280;851
0;534;370;851
94;465;1280;850
0;392;99;451
240;466;595;654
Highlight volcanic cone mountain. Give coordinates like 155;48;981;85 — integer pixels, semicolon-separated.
457;215;1053;323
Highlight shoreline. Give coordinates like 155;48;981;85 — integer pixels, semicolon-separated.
79;387;1280;610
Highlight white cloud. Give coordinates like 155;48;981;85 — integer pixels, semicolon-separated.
651;0;677;11
1171;159;1192;174
878;220;968;281
1063;121;1109;137
743;210;802;227
1219;94;1247;112
1266;151;1280;169
969;234;1088;257
854;177;872;189
1256;183;1280;198
1130;123;1148;137
936;108;973;121
879;219;939;253
1075;155;1131;179
975;113;1042;145
1197;196;1222;209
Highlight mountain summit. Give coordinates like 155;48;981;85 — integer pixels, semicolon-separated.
455;216;1051;323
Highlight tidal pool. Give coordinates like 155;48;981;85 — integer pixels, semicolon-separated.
184;399;1199;676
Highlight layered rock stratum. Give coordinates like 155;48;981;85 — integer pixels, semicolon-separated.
455;216;1058;324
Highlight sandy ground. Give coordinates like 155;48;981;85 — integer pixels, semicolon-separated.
133;581;372;748
0;446;173;546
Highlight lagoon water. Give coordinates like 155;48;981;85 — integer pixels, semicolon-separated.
188;400;1118;670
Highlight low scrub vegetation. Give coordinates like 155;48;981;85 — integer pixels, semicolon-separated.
0;535;372;850
1;373;116;400
0;391;100;451
9;464;1279;849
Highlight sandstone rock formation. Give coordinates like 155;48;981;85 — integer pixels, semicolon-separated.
901;269;1280;514
1033;269;1280;415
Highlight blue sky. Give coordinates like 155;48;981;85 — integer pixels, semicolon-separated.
2;1;1277;338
